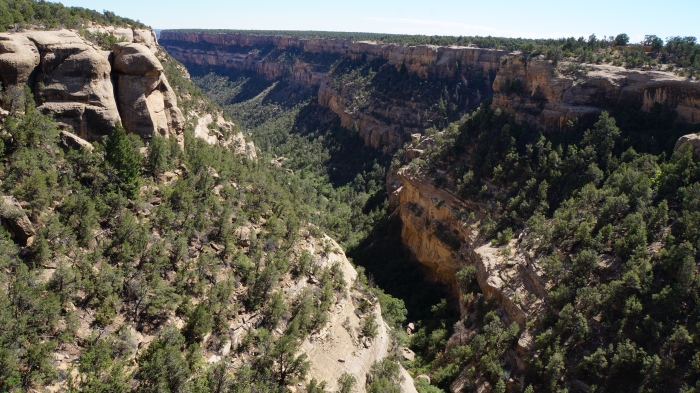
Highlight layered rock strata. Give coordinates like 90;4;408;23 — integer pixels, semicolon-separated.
160;31;506;152
493;54;700;131
389;167;546;329
161;32;700;147
159;31;506;80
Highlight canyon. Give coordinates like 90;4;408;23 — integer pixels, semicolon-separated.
161;31;700;151
3;14;700;391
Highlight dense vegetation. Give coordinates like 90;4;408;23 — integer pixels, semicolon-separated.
401;102;700;392
0;0;147;29
0;82;414;392
189;67;391;249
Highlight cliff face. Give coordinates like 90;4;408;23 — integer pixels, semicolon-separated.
160;31;506;80
390;167;546;329
160;31;506;152
162;32;700;145
493;54;700;131
0;28;184;142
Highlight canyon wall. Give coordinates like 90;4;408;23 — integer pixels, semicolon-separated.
161;31;700;149
492;54;700;131
160;31;506;80
389;166;547;330
160;31;507;152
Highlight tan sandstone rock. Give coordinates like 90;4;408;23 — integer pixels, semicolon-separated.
112;42;184;140
0;195;35;245
10;30;121;141
674;134;700;158
59;130;94;151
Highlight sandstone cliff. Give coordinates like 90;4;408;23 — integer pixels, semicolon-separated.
390;167;546;329
492;54;700;131
160;31;506;152
161;32;700;149
0;28;184;142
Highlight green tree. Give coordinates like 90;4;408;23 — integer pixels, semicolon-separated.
135;326;191;393
615;33;630;46
147;133;170;179
105;123;142;197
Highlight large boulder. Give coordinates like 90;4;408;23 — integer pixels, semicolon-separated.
112;42;162;75
0;34;39;90
675;134;700;159
0;196;35;245
132;29;158;53
59;130;94;151
0;30;121;141
113;43;184;140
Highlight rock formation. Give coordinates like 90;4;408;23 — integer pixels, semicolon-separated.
112;42;185;141
160;31;505;152
0;195;35;246
0;29;183;142
492;54;700;131
674;133;700;158
161;32;700;151
390;166;547;330
87;25;159;52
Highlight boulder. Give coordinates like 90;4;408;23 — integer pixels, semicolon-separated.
0;34;39;90
59;130;94;151
132;29;159;53
112;42;163;75
3;30;121;141
674;134;700;158
0;195;35;245
416;374;430;384
120;73;184;139
112;43;184;140
400;347;415;361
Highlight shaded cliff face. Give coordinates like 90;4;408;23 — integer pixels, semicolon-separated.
493;54;700;131
160;31;505;152
390;167;546;328
0;28;184;142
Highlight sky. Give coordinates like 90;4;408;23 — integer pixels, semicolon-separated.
60;0;699;42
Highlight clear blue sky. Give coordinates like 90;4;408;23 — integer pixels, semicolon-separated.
61;0;698;42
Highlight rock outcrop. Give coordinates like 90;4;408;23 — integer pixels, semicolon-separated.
0;29;184;143
87;26;159;53
0;195;35;245
59;130;94;151
390;167;546;329
298;235;417;393
674;133;700;158
113;42;185;140
0;30;121;141
493;55;700;131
